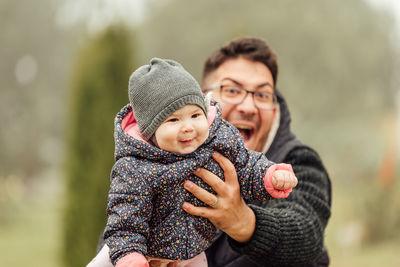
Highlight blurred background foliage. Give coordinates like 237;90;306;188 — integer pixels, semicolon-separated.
0;0;399;266
62;25;137;266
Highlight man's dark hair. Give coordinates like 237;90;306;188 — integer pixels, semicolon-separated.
202;37;278;85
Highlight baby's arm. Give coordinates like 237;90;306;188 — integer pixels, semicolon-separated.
104;158;153;267
230;147;297;200
216;119;297;201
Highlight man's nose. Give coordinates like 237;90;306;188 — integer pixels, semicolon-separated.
236;93;257;115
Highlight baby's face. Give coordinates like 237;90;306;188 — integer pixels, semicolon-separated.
154;104;209;154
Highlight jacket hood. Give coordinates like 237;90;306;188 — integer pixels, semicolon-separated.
265;89;301;162
113;101;220;163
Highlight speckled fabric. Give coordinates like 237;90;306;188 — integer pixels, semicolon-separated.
104;101;275;265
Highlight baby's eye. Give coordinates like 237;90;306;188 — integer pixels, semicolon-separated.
192;113;202;118
167;118;179;123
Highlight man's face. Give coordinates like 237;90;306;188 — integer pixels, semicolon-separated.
203;57;276;152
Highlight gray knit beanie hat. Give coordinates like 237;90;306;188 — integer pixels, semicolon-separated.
129;58;208;140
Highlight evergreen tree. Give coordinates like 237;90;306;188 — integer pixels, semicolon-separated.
63;25;137;267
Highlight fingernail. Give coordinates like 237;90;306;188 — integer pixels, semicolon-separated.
184;181;193;189
182;202;189;210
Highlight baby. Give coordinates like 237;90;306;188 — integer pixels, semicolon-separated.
102;58;297;267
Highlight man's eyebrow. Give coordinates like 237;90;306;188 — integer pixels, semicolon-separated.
256;82;274;89
221;77;242;86
221;77;273;89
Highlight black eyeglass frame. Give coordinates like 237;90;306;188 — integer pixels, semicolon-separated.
204;84;277;110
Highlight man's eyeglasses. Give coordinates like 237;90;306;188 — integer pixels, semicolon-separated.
204;85;277;110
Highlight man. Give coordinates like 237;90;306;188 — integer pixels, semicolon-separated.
181;37;331;266
89;37;331;267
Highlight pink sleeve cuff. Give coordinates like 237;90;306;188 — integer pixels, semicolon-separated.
264;163;294;199
116;252;149;267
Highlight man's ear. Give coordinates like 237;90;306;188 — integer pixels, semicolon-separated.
272;106;277;118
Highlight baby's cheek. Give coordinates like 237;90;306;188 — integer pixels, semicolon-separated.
197;120;209;143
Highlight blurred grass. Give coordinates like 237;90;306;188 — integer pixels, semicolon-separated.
326;179;400;267
0;175;63;267
1;175;400;266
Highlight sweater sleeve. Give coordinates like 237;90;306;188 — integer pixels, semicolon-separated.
228;147;331;266
104;158;153;265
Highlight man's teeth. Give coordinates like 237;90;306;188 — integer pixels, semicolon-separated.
236;125;252;130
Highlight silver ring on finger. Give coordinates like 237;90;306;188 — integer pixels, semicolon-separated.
210;197;219;208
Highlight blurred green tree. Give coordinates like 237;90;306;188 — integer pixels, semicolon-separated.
63;25;137;267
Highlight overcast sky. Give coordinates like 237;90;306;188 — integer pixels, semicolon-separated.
367;0;400;29
56;0;400;34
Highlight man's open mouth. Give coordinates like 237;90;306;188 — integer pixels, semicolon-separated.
235;125;254;141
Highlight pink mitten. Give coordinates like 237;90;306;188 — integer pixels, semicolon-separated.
116;252;149;267
264;163;294;198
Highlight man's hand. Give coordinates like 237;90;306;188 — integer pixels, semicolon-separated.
182;151;256;243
